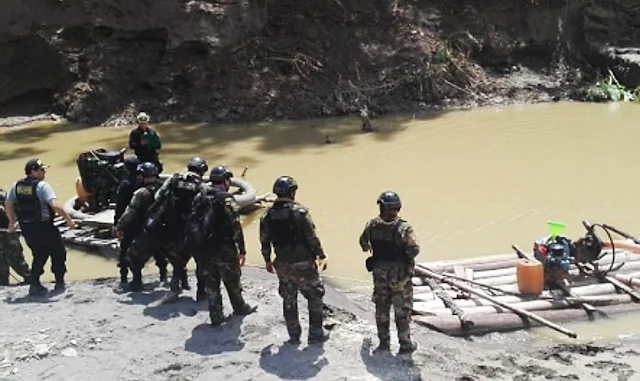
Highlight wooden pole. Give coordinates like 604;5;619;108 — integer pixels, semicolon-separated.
415;265;578;338
422;278;475;328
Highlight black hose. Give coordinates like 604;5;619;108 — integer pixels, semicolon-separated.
590;223;616;275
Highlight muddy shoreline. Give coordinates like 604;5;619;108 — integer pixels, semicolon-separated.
0;267;638;381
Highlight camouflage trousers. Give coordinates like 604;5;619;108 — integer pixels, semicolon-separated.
161;238;202;291
372;266;413;346
274;259;325;339
201;245;248;322
125;233;169;275
0;232;30;285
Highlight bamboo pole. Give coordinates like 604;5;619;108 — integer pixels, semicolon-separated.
415;265;578;338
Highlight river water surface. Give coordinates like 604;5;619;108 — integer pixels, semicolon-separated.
2;101;640;340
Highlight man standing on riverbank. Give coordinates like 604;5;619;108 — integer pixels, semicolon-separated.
260;176;330;344
153;157;210;299
113;156;144;285
116;162;167;291
191;165;256;324
4;159;76;295
129;112;163;173
359;191;419;354
0;189;31;286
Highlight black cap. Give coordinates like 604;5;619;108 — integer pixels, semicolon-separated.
25;158;50;174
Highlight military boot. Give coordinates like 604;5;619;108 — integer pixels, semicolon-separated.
128;270;143;292
210;312;226;327
29;278;48;296
398;340;418;354
196;283;207;302
374;339;391;353
233;302;257;316
180;269;190;290
54;274;66;291
159;267;168;283
308;328;330;344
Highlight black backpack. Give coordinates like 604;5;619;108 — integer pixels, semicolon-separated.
185;190;225;259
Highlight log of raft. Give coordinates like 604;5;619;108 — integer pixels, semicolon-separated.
423;294;632;317
414;302;640;336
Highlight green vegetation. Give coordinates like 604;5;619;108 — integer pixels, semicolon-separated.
585;70;640;102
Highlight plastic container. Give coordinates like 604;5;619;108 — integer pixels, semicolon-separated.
516;259;544;295
75;177;89;204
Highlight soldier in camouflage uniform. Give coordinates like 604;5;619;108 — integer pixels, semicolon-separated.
260;176;330;344
115;162;166;291
153;157;209;299
359;191;420;354
189;165;256;325
0;190;31;285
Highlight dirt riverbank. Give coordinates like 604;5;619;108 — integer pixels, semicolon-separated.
1;267;639;381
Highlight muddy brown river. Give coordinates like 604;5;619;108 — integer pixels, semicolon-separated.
2;101;640;340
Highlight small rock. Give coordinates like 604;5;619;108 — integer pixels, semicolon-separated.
61;348;78;357
33;344;49;358
11;368;18;374
70;340;77;346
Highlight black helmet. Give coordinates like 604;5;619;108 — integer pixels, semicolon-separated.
124;156;140;173
0;189;6;204
272;176;298;197
137;162;159;178
209;165;234;183
187;157;208;175
377;191;402;209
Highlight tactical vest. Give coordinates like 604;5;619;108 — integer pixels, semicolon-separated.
266;202;300;248
209;190;233;244
171;173;202;221
369;219;408;263
14;177;53;224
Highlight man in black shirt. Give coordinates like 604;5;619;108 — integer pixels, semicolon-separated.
128;112;163;173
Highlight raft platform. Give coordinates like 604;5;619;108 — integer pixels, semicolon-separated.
412;251;640;337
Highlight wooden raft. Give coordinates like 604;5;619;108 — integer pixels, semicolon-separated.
411;251;640;337
54;214;119;258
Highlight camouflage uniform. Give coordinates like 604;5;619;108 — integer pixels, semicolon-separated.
260;197;327;342
0;207;31;285
117;183;167;286
193;185;254;323
359;215;420;351
154;172;205;293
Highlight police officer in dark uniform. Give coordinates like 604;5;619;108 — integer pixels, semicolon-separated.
359;191;420;354
4;159;76;295
191;165;256;324
113;156;145;284
153;157;209;297
260;176;329;344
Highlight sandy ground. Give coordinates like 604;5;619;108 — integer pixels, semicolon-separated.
1;267;639;381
